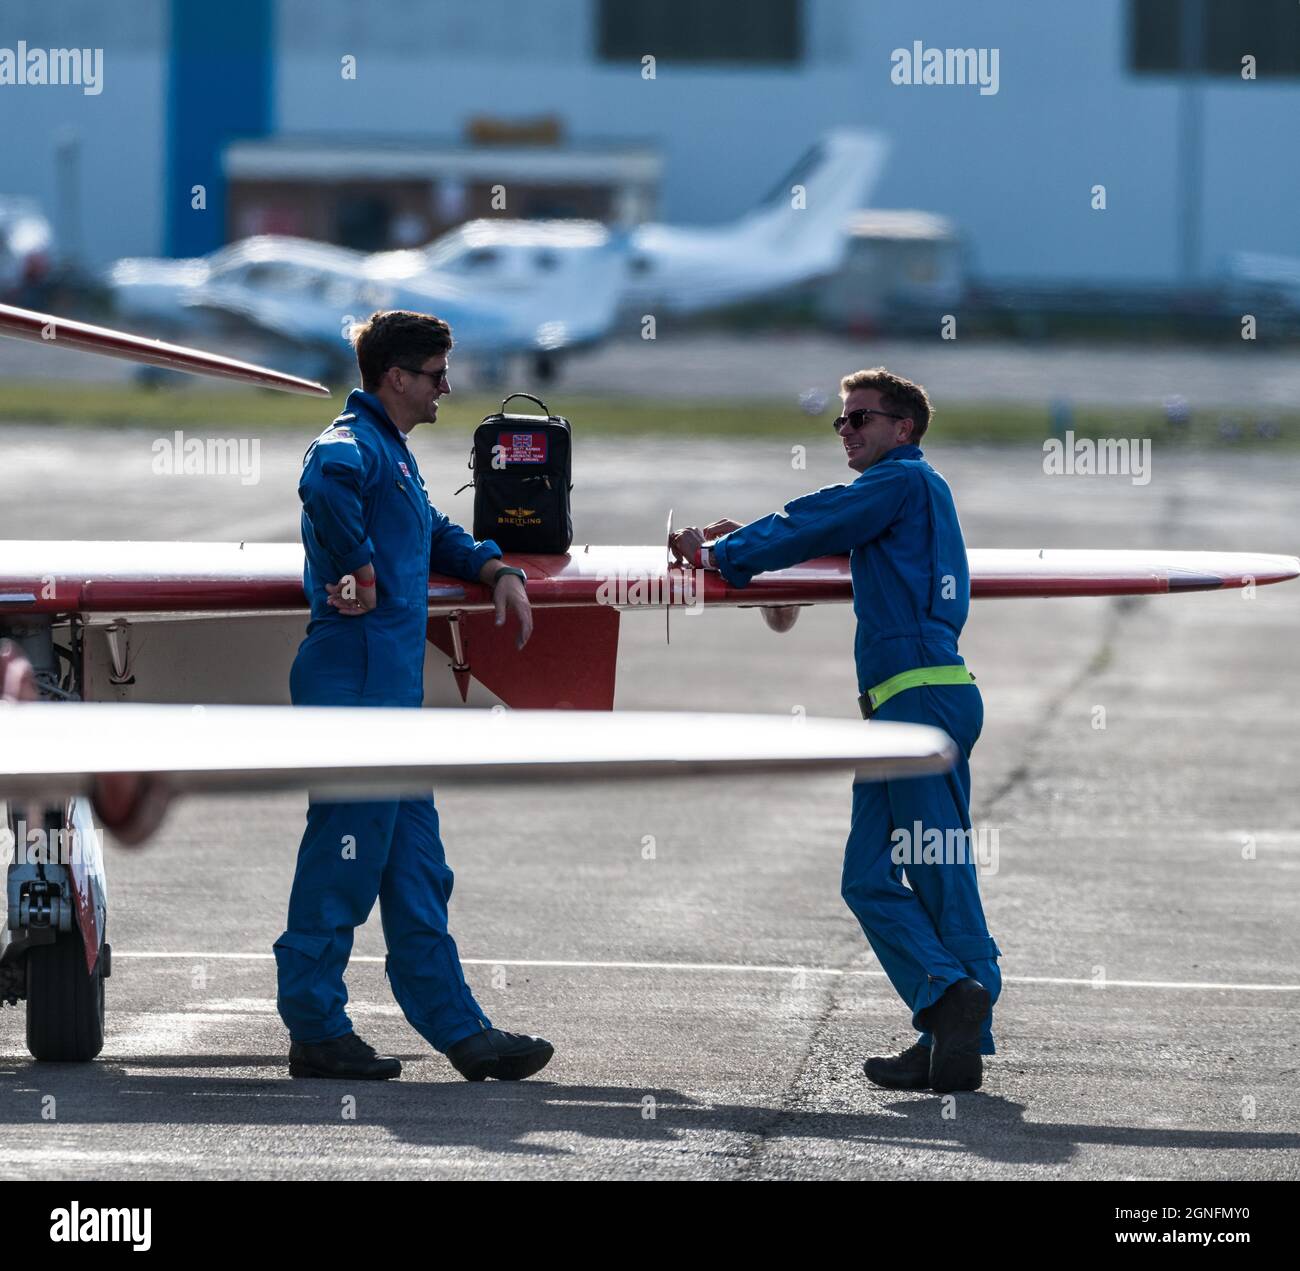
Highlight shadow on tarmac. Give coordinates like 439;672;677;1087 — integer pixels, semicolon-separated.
3;1061;1298;1168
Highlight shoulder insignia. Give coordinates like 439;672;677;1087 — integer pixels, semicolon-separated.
317;421;358;446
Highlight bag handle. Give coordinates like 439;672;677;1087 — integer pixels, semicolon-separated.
498;392;551;416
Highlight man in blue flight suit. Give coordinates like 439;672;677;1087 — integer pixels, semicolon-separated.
672;368;1000;1093
277;309;554;1083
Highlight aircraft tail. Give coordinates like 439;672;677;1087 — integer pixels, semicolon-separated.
737;129;889;270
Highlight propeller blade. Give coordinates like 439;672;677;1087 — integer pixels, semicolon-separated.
665;506;673;646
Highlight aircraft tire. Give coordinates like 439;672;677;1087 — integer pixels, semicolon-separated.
26;922;106;1062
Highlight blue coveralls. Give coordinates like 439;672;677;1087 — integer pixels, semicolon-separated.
714;444;1002;1053
274;388;501;1050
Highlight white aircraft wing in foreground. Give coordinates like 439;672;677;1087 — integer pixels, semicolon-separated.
0;699;957;845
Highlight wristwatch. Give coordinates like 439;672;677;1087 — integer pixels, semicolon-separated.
492;565;528;589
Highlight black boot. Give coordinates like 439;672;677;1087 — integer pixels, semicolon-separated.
446;1028;554;1082
863;1041;932;1090
289;1032;402;1080
917;978;990;1093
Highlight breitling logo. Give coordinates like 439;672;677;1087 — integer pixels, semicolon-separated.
499;507;542;525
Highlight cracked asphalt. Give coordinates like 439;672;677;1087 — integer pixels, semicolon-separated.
0;419;1296;1179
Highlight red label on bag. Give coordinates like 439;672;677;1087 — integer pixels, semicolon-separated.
498;431;548;464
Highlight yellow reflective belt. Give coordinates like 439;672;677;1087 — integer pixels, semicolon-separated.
866;664;974;712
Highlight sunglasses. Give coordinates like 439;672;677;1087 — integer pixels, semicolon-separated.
833;408;907;433
396;364;449;385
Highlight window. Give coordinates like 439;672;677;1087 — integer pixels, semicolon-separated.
1130;0;1300;76
597;0;802;65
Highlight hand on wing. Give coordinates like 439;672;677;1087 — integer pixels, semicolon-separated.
672;518;740;566
670;526;705;566
703;518;742;538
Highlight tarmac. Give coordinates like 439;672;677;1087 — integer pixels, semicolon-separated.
0;419;1296;1180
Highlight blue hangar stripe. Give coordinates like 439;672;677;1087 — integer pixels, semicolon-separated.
165;0;274;258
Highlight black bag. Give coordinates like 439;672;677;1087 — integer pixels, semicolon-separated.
467;393;573;553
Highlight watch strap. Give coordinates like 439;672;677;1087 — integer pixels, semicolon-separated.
492;565;528;588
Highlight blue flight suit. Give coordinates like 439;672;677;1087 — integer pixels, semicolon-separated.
714;443;1002;1054
274;388;502;1050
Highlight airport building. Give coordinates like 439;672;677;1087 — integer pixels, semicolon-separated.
3;0;1298;286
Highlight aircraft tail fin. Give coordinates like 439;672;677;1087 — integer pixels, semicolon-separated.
738;129;889;270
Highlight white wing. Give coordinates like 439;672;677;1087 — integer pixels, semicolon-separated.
0;704;955;803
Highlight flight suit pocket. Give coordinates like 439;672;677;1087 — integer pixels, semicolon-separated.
292;622;369;706
273;931;334;1029
359;619;422;705
942;933;1001;963
273;931;331;961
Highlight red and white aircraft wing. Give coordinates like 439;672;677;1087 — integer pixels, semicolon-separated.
0;302;330;396
1;541;1295;712
2;540;1295;615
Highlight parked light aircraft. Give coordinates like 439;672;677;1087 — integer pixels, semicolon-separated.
104;130;888;384
107;229;627;383
426;130;889;316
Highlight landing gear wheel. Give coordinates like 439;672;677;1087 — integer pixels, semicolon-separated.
26;924;106;1062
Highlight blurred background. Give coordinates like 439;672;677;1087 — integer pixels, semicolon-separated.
1;0;1298;440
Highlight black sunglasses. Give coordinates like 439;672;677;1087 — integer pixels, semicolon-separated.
395;363;448;384
833;408;907;433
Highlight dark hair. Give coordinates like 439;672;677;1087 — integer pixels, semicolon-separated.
839;366;933;442
352;310;453;392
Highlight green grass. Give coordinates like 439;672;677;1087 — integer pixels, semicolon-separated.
0;380;1294;447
